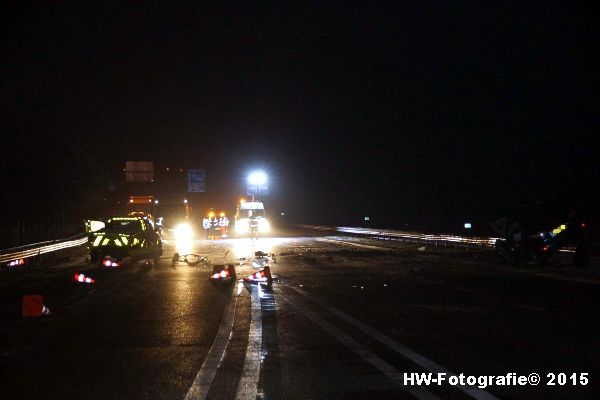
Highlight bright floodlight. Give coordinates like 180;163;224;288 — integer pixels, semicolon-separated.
174;223;193;240
248;171;267;185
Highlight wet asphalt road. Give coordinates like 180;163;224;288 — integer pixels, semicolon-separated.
1;230;599;399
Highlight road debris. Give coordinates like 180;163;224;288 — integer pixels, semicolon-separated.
172;253;208;266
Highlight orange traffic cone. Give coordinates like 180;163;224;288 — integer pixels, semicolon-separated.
209;264;236;284
244;265;272;283
22;295;50;317
74;273;95;284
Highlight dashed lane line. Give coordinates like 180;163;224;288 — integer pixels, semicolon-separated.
279;290;442;400
184;288;238;400
235;284;263;400
290;286;500;400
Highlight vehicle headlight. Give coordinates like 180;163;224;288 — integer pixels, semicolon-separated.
259;218;270;232
236;219;249;233
174;223;193;240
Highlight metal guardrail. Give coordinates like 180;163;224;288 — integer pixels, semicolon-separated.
0;234;88;264
299;225;499;249
299;225;581;254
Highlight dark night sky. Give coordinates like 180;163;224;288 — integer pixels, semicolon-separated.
2;2;598;232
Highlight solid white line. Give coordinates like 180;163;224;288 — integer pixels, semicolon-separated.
291;287;499;400
280;292;441;400
509;269;600;286
316;237;390;251
235;285;263;400
184;289;237;400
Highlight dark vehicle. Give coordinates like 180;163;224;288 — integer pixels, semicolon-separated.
89;216;163;265
492;207;596;268
154;197;190;239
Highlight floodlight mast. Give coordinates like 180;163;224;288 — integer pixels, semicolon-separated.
247;171;267;202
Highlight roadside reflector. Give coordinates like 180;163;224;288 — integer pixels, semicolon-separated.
22;295;50;317
244;266;272;283
74;273;95;284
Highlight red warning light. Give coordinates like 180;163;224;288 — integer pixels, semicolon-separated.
543;246;549;252
581;223;586;228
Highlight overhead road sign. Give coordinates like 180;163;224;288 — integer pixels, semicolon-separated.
188;169;206;192
125;161;154;182
247;182;268;196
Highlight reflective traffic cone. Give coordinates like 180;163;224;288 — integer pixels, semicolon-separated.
22;295;50;317
101;257;119;267
209;264;236;284
243;265;272;283
74;273;96;284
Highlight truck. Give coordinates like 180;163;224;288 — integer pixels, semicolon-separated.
202;211;230;239
234;199;270;238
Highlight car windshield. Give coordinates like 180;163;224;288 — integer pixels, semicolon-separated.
105;219;141;233
239;209;264;218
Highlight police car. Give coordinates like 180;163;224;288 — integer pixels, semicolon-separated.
89;216;163;265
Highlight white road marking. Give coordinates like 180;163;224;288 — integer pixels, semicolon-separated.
235;285;263;400
316;237;390;251
184;288;238;400
280;291;441;400
518;304;549;313
291;286;500;400
509;269;600;286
